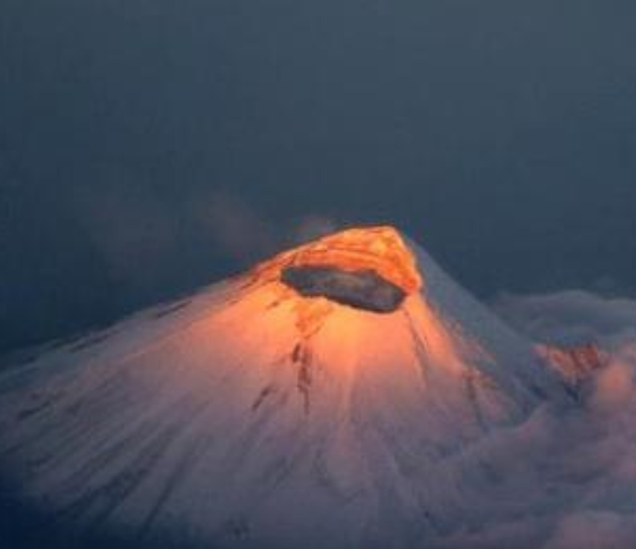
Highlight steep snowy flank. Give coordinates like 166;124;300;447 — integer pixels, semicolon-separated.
0;226;572;549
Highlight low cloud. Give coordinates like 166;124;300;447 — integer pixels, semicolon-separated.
542;511;636;549
492;289;636;346
432;289;636;549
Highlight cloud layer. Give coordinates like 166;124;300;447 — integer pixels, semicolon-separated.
437;290;636;549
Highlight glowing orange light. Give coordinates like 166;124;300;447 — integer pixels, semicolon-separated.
246;225;423;295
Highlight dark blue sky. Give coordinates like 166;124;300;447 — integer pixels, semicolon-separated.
2;1;636;355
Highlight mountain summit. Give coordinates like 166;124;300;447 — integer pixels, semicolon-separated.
0;226;570;548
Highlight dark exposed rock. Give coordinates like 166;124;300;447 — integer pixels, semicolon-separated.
281;265;407;313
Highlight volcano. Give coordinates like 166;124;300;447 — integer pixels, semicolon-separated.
0;226;574;548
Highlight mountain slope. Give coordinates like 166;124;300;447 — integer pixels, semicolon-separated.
0;226;570;549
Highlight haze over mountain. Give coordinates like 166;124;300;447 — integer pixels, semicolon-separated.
3;1;636;358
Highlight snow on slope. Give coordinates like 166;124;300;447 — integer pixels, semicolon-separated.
0;226;572;549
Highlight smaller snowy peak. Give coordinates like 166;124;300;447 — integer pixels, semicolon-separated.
537;343;609;387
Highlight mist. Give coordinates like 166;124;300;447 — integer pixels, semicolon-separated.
2;1;636;354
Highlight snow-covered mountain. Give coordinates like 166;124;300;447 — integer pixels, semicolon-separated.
0;226;575;548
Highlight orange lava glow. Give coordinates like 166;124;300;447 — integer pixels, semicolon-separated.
248;225;423;294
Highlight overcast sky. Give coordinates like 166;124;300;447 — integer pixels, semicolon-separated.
1;1;636;354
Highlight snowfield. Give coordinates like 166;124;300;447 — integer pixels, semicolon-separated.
1;227;635;549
